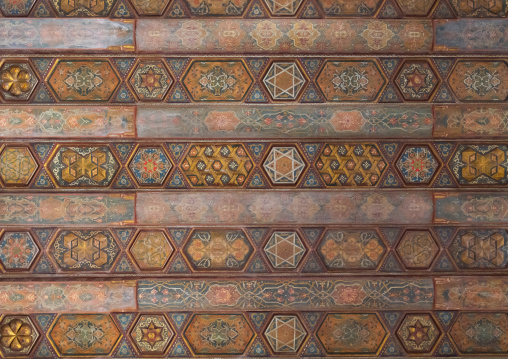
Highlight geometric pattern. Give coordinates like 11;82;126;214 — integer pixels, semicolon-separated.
263;0;304;15
263;62;306;100
130;314;173;355
128;147;172;186
0;61;38;101
395;0;436;15
451;145;508;185
128;61;173;101
0;231;39;270
396;313;440;353
395;61;438;101
0;146;38;186
182;144;253;187
396;146;439;184
130;230;173;270
449;0;508;17
317;229;386;270
396;230;439;269
264;231;306;269
0;315;39;356
183;229;254;270
51;0;114;16
130;0;170;14
449;229;508;269
264;315;307;353
263;146;305;184
316;144;387;186
48;146;119;187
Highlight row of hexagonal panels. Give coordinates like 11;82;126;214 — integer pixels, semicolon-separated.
2;226;506;273
1;58;506;103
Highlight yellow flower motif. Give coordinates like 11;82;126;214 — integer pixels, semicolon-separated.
0;319;33;352
1;66;32;97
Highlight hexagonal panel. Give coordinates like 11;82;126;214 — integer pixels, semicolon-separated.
130;230;173;270
395;61;439;101
316;144;386;187
450;312;508;354
48;145;119;187
263;62;306;100
0;61;38;101
184;229;254;271
49;314;120;356
316;60;386;102
317;0;383;16
449;228;508;269
49;229;120;271
184;314;254;355
0;316;39;356
129;60;173;101
181;144;253;187
264;231;306;269
184;0;250;15
0;146;38;186
131;0;170;15
130;314;174;355
395;0;436;15
51;0;114;16
0;0;37;15
397;314;440;353
182;60;254;102
317;229;386;271
128;147;172;186
317;313;387;355
47;60;120;102
265;315;307;353
450;0;507;17
448;60;508;102
396;230;439;269
263;0;304;15
263;146;305;185
450;144;508;185
0;232;39;271
396;145;439;185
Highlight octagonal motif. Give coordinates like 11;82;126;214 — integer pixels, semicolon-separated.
317;313;387;355
395;61;439;101
130;230;173;270
0;232;39;271
264;315;307;353
395;0;436;15
263;62;306;100
0;0;37;15
397;313;440;353
263;0;304;15
0;146;38;186
130;314;174;355
396;230;439;269
184;229;254;271
0;61;38;101
184;314;255;355
0;316;39;356
317;229;386;270
129;60;173;101
182;60;254;102
316;60;386;102
396;145;439;185
264;231;306;269
263;146;306;185
131;0;170;14
128;147;172;186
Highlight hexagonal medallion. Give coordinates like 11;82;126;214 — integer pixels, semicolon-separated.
130;314;174;355
184;229;254;271
263;62;306;100
395;61;439;101
184;314;254;355
396;230;439;269
265;315;307;353
0;146;38;186
395;0;436;15
47;60;120;102
48;146;119;187
263;146;305;185
264;231;306;269
0;316;39;356
396;145;439;185
51;0;114;16
316;60;386;102
317;229;386;270
131;0;170;15
130;230;173;270
0;232;39;271
128;147;172;186
182;60;254;102
317;0;383;16
450;144;508;185
263;0;304;15
49;314;120;356
184;0;250;15
317;313;387;355
397;314;440;353
0;0;37;15
0;62;38;101
129;60;173;101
